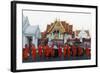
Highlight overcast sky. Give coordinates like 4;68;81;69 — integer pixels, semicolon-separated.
23;10;92;35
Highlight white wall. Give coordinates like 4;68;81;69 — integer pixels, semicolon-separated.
0;0;100;73
22;35;28;48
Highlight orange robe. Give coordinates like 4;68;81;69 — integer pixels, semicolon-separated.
38;45;43;57
64;47;67;58
44;46;46;57
31;47;36;60
58;47;62;58
51;48;54;57
23;48;29;60
72;45;77;56
78;47;83;56
45;45;50;58
66;45;71;57
50;45;54;57
85;48;91;57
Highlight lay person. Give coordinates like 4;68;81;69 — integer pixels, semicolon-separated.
23;44;29;60
31;44;36;61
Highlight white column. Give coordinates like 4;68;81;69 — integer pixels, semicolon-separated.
32;36;38;49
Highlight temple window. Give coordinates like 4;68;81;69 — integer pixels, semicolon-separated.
53;30;60;39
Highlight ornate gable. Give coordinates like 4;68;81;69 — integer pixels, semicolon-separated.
47;20;66;34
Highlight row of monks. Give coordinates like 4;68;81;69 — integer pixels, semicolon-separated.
23;44;91;61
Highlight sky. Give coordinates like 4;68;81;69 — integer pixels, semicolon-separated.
23;10;92;35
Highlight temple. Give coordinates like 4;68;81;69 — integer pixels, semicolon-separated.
45;19;74;46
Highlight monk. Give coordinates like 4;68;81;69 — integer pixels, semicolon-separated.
31;44;36;61
38;44;43;59
44;45;46;57
63;45;67;59
58;44;62;59
66;44;71;58
23;44;29;60
45;44;50;59
51;44;55;57
72;45;77;57
85;48;91;57
77;46;83;56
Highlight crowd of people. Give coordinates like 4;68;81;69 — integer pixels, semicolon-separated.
23;43;91;61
